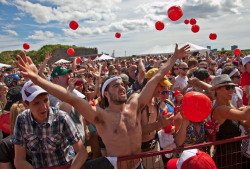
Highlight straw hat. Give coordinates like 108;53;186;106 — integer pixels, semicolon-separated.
211;74;236;90
145;68;172;87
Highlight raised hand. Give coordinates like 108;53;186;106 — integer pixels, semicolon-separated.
173;44;190;60
45;52;52;61
68;78;78;92
15;51;39;82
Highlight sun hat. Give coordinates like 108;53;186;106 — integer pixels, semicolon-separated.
119;73;129;83
144;68;172;87
51;66;72;79
211;74;237;90
167;149;217;169
21;80;47;102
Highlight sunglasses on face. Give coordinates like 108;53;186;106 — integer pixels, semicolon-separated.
161;91;170;95
173;68;179;70
180;68;189;71
222;85;236;90
112;72;118;75
211;63;216;66
231;75;241;79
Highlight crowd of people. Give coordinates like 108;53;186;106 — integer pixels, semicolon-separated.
0;45;250;169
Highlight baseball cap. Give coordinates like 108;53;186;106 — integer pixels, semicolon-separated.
167;149;217;169
4;86;22;111
4;74;21;88
145;68;172;87
21;81;47;102
51;66;72;79
120;73;129;83
242;55;250;66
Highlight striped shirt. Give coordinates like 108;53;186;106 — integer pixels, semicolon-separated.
12;107;80;168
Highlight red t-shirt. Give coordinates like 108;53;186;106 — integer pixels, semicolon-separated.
241;71;250;105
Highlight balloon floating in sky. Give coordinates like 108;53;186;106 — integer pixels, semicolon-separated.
233;49;241;56
155;21;165;31
209;33;217;40
168;6;183;21
184;19;189;24
23;43;30;50
67;48;75;55
182;91;211;122
76;57;81;63
69;20;79;30
190;18;197;25
115;32;121;38
191;24;200;33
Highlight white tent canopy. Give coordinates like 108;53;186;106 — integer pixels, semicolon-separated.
141;42;210;55
54;59;71;64
0;63;11;68
94;54;114;61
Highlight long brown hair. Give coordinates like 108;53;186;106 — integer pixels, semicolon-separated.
10;103;25;134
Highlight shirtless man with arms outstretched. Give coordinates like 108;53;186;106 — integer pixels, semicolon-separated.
15;44;190;169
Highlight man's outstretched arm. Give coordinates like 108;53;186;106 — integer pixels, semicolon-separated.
137;44;190;109
15;52;102;124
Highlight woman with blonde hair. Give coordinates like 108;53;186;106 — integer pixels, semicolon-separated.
211;74;250;168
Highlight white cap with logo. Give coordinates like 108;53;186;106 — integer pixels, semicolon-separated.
21;80;48;102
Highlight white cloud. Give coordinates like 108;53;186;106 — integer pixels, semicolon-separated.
27;30;55;40
13;0;121;23
13;17;21;21
0;0;9;5
3;29;18;36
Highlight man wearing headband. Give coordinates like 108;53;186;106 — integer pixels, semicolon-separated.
16;44;190;169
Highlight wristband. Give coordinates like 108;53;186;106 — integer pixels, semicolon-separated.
95;85;101;88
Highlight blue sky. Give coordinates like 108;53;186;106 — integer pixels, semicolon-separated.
0;0;250;57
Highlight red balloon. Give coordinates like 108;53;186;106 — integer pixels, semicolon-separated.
76;57;81;63
67;48;75;55
209;33;217;40
190;18;197;25
233;49;241;56
0;113;10;134
155;21;165;31
168;6;183;21
191;24;200;33
23;43;30;50
184;19;189;24
115;32;121;38
69;20;79;30
182;92;211;122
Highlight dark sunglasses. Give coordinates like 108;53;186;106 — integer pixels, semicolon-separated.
180;68;189;71
173;68;179;70
211;63;216;66
231;75;241;79
161;91;170;95
222;85;236;90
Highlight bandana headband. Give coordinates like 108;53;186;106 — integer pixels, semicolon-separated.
101;76;122;97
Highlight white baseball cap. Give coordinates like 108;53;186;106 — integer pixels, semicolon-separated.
21;80;47;102
242;55;250;66
167;149;217;169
